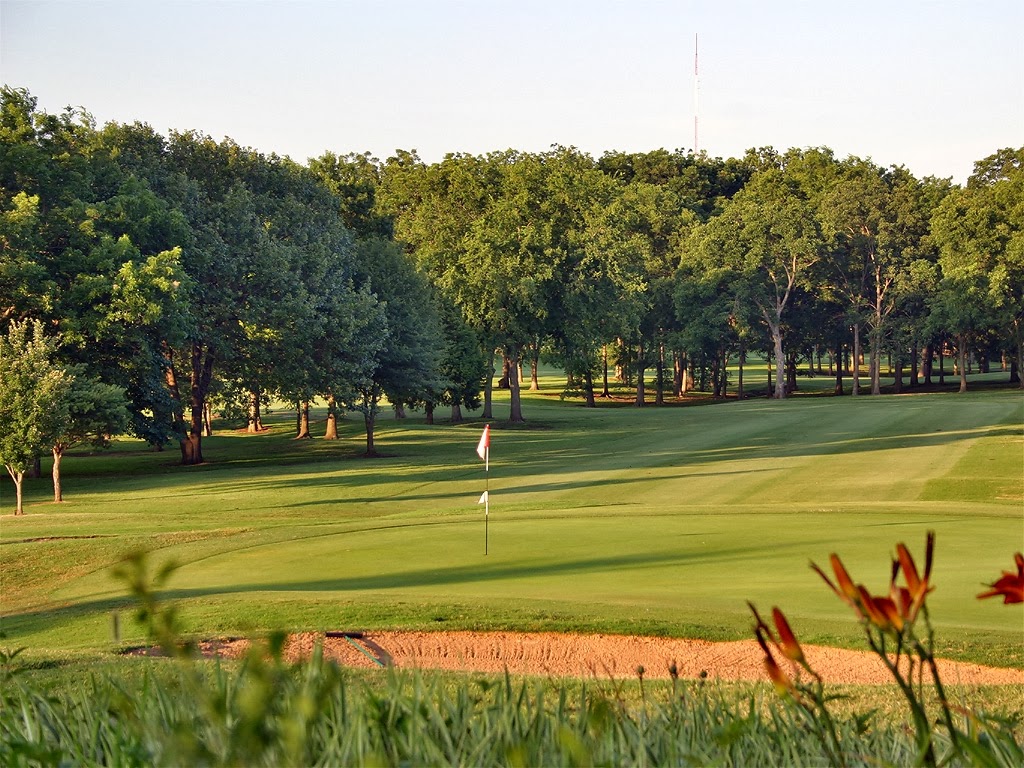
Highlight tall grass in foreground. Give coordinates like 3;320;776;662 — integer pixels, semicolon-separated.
2;549;1021;767
0;649;987;768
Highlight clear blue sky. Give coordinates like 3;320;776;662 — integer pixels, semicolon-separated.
2;0;1021;184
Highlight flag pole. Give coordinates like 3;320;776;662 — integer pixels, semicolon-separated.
484;451;489;555
476;424;491;555
484;433;490;555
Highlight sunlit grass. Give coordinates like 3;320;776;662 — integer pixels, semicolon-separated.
2;368;1021;669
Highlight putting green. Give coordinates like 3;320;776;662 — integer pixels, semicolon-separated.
5;386;1022;666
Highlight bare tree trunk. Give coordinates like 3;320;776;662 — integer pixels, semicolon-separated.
204;402;213;437
482;347;495;419
583;369;596;407
851;324;862;396
601;345;610;397
957;335;969;393
655;340;665;406
498;354;511;389
920;342;933;385
869;328;882;395
360;391;380;456
247;387;264;432
324;394;339;439
529;344;540;391
635;341;646;407
425;401;434;425
51;446;64;502
770;324;786;399
737;349;745;400
181;343;213;465
508;344;525;423
162;343;187;459
295;400;313;439
1012;319;1024;388
7;466;25;515
451;403;463;423
364;409;376;456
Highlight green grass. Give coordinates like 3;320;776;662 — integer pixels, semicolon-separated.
2;368;1022;669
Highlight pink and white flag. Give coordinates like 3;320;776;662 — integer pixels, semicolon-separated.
476;424;490;469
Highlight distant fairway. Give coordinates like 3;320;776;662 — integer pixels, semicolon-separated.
2;380;1022;667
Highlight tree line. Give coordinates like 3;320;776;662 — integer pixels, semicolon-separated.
2;86;1021;512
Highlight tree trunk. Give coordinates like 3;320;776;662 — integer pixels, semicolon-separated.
655;340;665;406
203;402;213;437
482;347;495;419
295;400;313;439
7;466;25;515
601;345;610;397
529;344;540;391
869;330;882;396
364;408;377;456
893;358;904;394
425;401;434;425
833;340;844;395
324;394;339;439
394;402;406;419
161;342;187;458
181;343;213;465
910;345;919;388
851;324;862;396
920;343;933;385
451;403;463;423
957;335;969;393
737;349;745;400
52;445;64;502
785;352;797;395
938;343;945;385
583;369;596;407
635;341;646;407
508;344;525;423
769;322;786;399
247;387;264;433
1010;321;1023;390
498;354;511;389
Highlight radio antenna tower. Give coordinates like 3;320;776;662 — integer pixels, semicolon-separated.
693;33;700;154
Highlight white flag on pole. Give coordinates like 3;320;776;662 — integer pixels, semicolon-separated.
476;424;490;469
478;490;489;504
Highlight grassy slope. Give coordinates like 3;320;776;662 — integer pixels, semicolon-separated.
1;373;1022;668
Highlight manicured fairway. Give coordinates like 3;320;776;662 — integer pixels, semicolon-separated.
2;381;1022;667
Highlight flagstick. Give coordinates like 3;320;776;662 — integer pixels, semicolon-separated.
476;423;491;556
484;444;489;556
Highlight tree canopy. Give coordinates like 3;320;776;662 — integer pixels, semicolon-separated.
2;85;1021;510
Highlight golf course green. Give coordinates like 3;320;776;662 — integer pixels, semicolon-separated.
2;376;1022;669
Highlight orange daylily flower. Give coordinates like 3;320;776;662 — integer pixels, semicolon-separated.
753;621;798;697
857;585;901;633
771;607;806;665
978;553;1024;605
895;532;934;620
763;649;795;697
814;534;937;634
811;554;864;619
750;602;815;695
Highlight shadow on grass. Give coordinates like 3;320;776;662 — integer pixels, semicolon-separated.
3;542;786;640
